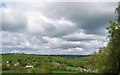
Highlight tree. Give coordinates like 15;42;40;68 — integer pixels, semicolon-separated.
89;2;120;73
41;62;53;73
106;1;120;73
59;64;67;71
11;66;27;73
2;64;10;70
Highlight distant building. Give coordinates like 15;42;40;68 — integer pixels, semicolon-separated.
14;62;20;66
6;61;10;67
25;65;33;68
52;61;60;65
6;61;9;64
76;67;83;72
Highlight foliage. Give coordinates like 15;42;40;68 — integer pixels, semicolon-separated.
106;2;120;73
58;64;67;71
89;2;120;73
2;54;90;73
11;66;27;73
2;64;10;70
90;1;120;73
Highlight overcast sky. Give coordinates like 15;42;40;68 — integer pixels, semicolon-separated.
0;1;118;55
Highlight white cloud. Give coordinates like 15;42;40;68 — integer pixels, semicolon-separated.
24;11;74;36
2;31;108;55
3;8;11;14
81;40;107;49
2;6;27;32
11;50;19;53
58;47;83;52
1;2;117;55
68;47;83;52
42;36;81;49
63;32;94;39
63;31;107;41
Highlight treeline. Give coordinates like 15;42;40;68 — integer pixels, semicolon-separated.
2;53;91;58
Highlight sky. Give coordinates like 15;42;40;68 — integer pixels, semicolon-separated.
0;1;118;55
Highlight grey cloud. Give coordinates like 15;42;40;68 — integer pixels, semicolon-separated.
39;2;117;36
42;2;117;35
1;2;117;36
1;6;27;32
2;32;46;49
1;2;117;55
2;31;107;55
62;32;107;42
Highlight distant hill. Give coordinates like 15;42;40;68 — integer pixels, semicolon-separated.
2;53;91;58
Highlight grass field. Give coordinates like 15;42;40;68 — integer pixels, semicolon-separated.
1;53;92;73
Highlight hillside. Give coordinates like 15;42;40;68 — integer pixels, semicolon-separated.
1;53;93;73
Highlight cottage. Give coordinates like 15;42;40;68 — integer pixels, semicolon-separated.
76;67;83;72
25;65;33;68
14;62;20;66
6;61;9;64
83;69;87;72
52;62;60;65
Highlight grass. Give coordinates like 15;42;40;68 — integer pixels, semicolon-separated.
2;53;92;73
52;70;77;73
66;66;76;71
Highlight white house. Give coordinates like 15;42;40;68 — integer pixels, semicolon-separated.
52;61;60;65
6;61;9;64
25;65;33;68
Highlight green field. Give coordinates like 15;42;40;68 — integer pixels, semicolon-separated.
1;53;93;73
